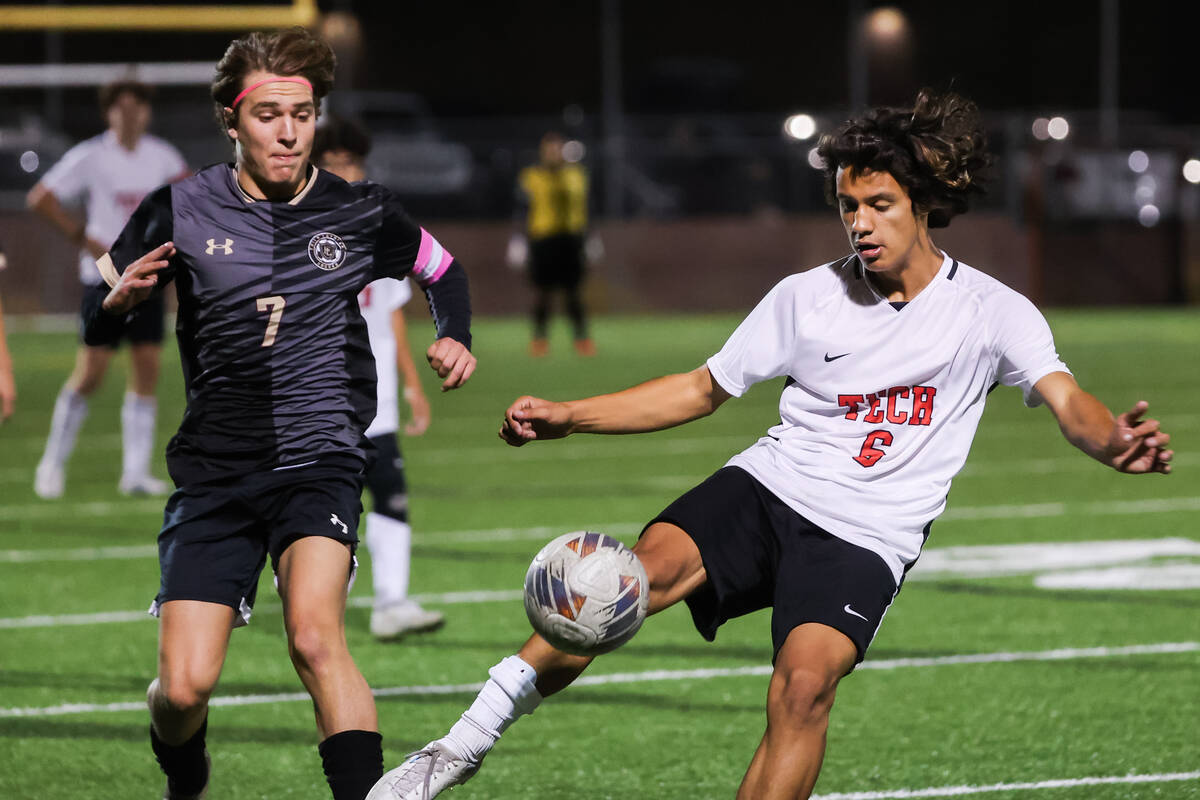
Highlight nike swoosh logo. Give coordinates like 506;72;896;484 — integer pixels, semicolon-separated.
843;604;869;621
824;352;851;362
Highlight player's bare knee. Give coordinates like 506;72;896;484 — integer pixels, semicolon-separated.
287;624;341;676
768;666;841;729
154;674;214;715
634;523;705;612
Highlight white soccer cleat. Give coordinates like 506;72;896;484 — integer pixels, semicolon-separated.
34;462;65;499
370;600;445;640
367;742;479;800
119;474;170;497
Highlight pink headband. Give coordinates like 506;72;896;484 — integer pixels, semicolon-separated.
230;76;313;109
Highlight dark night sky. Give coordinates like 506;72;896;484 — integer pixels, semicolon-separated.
0;0;1192;122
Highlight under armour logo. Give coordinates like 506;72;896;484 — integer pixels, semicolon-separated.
206;238;234;255
330;513;348;535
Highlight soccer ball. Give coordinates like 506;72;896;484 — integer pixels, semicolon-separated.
523;531;650;657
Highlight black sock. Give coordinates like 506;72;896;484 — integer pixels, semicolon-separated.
150;717;209;795
319;730;384;800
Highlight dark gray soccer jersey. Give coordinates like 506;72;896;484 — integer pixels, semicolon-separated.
90;163;471;486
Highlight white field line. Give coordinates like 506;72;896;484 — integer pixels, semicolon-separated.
5;493;1199;566
1;642;1194;719
0;589;523;630
811;770;1200;799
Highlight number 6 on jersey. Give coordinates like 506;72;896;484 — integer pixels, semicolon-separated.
256;295;286;347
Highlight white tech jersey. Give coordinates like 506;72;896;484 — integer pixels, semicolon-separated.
707;253;1069;583
40;130;188;284
358;277;414;437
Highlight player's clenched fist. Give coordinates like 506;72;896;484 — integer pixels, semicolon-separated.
1108;400;1173;474
102;242;175;315
499;395;572;446
426;337;476;391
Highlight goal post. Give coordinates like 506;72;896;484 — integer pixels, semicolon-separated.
0;0;317;31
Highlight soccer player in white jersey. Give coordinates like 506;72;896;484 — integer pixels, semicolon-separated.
29;80;188;498
372;90;1174;800
315;117;446;639
355;276;446;638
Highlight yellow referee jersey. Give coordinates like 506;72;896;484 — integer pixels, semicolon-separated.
518;163;588;239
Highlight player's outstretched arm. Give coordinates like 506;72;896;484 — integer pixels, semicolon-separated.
500;365;731;446
391;307;432;433
1033;372;1172;474
0;293;15;422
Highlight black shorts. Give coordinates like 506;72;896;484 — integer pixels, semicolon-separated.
79;282;165;348
528;233;584;289
152;462;364;623
364;433;409;522
647;466;903;664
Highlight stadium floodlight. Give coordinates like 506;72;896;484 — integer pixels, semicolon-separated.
783;114;817;141
1031;118;1051;141
1183;159;1200;184
1127;150;1150;173
806;147;824;170
1137;204;1160;227
1047;117;1070;140
562;140;586;163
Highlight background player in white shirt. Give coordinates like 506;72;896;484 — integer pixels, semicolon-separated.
29;80;188;498
373;90;1174;800
315;117;446;640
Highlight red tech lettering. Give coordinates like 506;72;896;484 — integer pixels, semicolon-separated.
910;385;936;426
837;384;937;468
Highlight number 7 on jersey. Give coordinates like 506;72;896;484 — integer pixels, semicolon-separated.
256;295;286;347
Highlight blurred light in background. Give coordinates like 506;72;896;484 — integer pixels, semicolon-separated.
865;7;909;42
1031;118;1050;141
1127;150;1150;173
783;113;816;140
19;150;39;173
1137;204;1160;227
1047;116;1070;140
562;140;586;163
563;104;585;127
1135;175;1157;204
1184;158;1200;184
806;146;824;170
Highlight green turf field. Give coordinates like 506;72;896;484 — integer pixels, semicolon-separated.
0;310;1196;799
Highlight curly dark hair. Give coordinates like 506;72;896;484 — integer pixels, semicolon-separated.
313;114;372;161
210;27;336;136
817;89;991;228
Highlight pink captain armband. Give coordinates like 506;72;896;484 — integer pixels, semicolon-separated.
230;76;313;108
412;227;454;286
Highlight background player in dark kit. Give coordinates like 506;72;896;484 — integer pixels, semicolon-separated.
86;28;475;800
372;90;1172;800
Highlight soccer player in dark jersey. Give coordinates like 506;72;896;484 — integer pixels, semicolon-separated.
84;28;475;800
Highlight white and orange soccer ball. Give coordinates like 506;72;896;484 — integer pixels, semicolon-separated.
523;531;650;657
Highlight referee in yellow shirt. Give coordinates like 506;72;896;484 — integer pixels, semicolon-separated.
516;131;593;356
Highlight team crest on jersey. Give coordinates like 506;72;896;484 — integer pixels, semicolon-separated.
308;232;347;271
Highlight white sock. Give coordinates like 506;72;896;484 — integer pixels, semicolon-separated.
39;387;89;471
366;512;412;608
121;392;157;480
440;655;542;763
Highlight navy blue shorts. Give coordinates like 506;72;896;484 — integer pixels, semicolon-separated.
365;433;408;522
79;281;165;347
153;462;364;623
647;466;904;664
